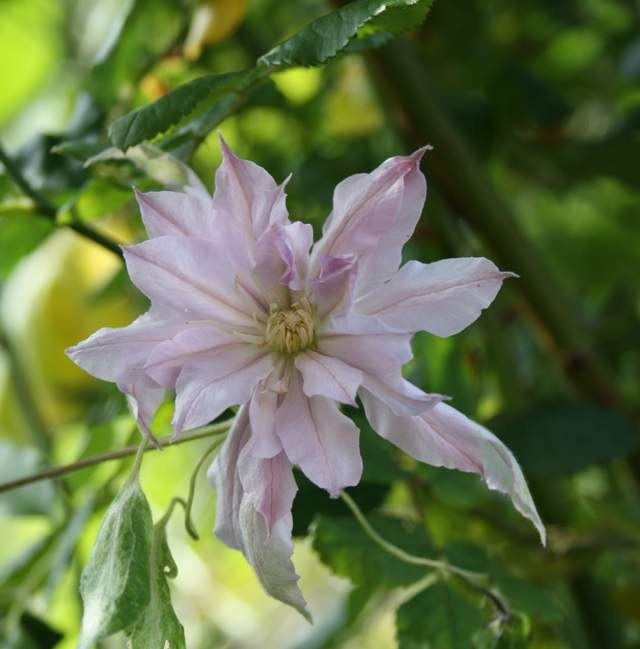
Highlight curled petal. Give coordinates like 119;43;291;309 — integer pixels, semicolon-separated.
309;255;355;318
208;408;310;620
295;351;362;405
207;407;251;550
135;189;215;239
173;347;272;434
254;222;313;293
276;371;362;497
357;258;515;336
361;393;545;544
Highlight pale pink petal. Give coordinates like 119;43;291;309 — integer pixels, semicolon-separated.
173;347;272;434
361;393;545;544
254;222;313;293
135;189;215;239
65;312;182;383
246;382;282;459
238;488;310;621
309;255;355;318
144;324;239;387
207;406;250;551
310;149;426;293
357;258;515;336
361;373;444;417
119;372;166;441
122;236;257;329
354;151;427;295
295;351;362;405
213;135;290;266
208;408;310;619
276;371;362;496
317;313;413;376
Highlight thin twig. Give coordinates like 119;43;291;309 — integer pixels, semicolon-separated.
0;419;233;494
0;142;124;259
339;490;511;618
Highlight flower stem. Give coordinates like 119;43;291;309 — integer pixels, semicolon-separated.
0;142;124;259
339;490;510;618
0;419;233;495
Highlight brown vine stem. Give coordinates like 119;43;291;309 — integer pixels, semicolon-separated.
0;142;124;259
0;419;233;494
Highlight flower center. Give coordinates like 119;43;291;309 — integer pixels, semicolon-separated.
265;299;315;355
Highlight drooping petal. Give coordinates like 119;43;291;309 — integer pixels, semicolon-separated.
361;392;545;544
122;236;256;329
310;149;427;295
361;373;444;417
135;189;215;239
173;346;272;434
213;135;290;266
276;371;362;496
357;258;515;336
144;324;239;387
237;475;310;621
207;407;251;551
208;408;310;620
309;254;355;318
295;351;362;405
65;312;182;383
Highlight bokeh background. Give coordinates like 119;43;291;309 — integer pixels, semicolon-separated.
1;0;639;647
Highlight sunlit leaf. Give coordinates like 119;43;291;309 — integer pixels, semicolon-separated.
127;524;185;649
109;69;255;150
78;477;152;649
258;0;433;69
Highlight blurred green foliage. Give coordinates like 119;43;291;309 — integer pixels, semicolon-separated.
1;0;639;648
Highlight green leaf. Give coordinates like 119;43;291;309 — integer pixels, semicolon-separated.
396;580;488;649
78;477;153;649
108;69;255;150
313;513;433;588
0;612;63;649
258;0;433;69
490;401;638;477
127;524;185;649
0;209;54;279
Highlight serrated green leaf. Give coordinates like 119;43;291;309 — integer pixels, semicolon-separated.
396;580;488;649
490;401;638;477
313;513;433;588
108;69;255;150
127;524;185;649
258;0;433;69
78;478;152;649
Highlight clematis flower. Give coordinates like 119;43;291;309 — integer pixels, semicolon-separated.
67;136;544;619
